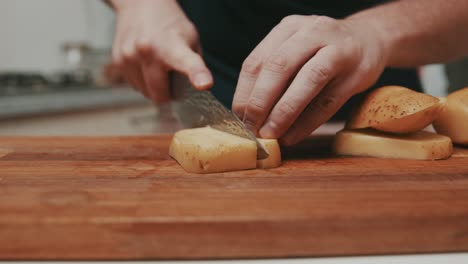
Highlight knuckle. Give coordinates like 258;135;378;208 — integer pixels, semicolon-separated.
314;94;339;113
112;50;122;65
304;16;339;34
182;23;200;47
280;15;303;27
342;35;361;55
242;55;263;75
276;99;301;117
185;22;199;39
358;60;374;76
121;54;136;65
121;48;138;63
135;38;151;50
305;64;331;86
312;16;338;29
121;41;137;55
246;97;267;117
264;52;290;74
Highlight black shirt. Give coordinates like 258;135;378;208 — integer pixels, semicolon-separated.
179;0;422;120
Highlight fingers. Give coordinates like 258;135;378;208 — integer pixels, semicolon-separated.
279;77;356;146
112;31;211;105
113;36;149;96
232;16;302;122
259;46;345;139
241;30;326;135
113;37;212;103
141;61;170;103
120;52;148;96
163;41;213;90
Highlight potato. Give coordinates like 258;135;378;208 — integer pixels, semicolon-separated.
433;87;468;145
256;139;282;169
169;126;282;173
347;86;442;134
333;129;453;160
170;127;257;173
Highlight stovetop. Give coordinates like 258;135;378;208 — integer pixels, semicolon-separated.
0;72;148;119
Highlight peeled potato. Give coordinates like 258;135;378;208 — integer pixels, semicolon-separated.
169;126;282;173
257;139;282;169
333;129;453;160
433;87;468;145
347;86;442;133
170;127;257;173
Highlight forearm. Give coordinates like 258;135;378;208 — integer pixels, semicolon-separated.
105;0;179;13
347;0;468;67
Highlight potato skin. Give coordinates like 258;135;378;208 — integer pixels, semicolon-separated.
347;86;442;133
334;129;453;160
433;87;468;145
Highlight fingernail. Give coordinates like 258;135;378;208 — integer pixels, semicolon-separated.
259;122;277;139
194;73;212;88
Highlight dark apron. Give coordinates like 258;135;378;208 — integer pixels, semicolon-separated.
179;0;422;120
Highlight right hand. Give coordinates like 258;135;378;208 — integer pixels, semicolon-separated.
110;0;213;103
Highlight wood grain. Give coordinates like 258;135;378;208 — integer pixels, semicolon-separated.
0;135;467;259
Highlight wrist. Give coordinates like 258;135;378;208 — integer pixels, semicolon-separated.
344;15;392;67
109;0;177;13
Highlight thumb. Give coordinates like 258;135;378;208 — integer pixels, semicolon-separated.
164;43;213;90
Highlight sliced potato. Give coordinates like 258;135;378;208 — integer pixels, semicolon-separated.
433;87;468;145
256;138;282;169
333;129;453;160
169;127;282;173
169;126;257;173
347;86;442;133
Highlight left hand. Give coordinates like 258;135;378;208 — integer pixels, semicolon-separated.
232;15;388;145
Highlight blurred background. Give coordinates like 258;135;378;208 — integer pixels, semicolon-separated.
0;0;166;136
0;0;465;136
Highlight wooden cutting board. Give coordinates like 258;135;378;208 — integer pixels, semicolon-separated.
0;134;467;259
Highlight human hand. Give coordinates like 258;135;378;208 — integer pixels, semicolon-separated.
232;15;388;145
111;0;212;103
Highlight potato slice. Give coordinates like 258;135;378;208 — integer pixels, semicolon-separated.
347;86;442;133
257;139;282;169
170;126;257;173
433;87;468;145
169;127;283;173
333;129;453;160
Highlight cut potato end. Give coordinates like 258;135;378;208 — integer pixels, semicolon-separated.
169;127;282;173
256;138;282;169
433;87;468;145
347;86;442;133
333;129;453;160
170;127;257;173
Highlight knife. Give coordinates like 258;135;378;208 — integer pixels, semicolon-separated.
170;72;269;160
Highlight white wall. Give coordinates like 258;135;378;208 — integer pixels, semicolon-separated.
0;0;114;72
420;64;448;97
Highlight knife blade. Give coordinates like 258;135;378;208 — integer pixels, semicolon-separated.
170;72;269;160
